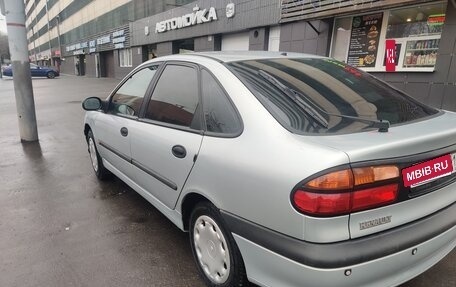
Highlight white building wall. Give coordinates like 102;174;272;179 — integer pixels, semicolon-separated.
221;32;250;51
268;25;281;51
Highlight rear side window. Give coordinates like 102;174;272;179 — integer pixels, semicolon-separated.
145;64;200;129
228;58;438;134
109;65;158;116
201;70;241;135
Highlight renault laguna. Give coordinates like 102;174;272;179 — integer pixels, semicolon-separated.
82;52;456;287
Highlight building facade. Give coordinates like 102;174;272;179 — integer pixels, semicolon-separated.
25;0;195;78
277;0;456;112
25;0;456;111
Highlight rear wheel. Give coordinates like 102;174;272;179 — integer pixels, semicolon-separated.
47;71;56;79
189;202;248;287
86;129;110;180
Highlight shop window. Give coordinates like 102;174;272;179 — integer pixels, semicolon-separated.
330;2;447;72
172;39;194;54
119;48;133;67
331;17;352;63
386;3;446;70
386;4;445;38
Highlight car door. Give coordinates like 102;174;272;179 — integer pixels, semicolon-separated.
129;63;204;209
92;64;160;180
30;64;40;77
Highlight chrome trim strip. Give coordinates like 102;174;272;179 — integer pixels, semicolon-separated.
132;159;178;191
98;141;178;191
98;141;131;163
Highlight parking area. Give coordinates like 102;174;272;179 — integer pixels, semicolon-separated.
0;75;454;287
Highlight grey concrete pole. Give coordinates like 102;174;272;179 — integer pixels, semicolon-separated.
1;0;39;142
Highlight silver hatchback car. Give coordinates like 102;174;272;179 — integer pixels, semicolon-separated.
82;52;456;287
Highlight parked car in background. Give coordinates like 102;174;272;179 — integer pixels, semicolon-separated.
2;63;59;78
82;52;456;287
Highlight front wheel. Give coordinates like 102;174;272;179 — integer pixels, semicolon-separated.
47;71;56;79
86;129;110;180
189;202;249;287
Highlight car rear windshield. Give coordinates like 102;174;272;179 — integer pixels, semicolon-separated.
227;58;438;134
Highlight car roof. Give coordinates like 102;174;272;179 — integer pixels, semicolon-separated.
146;51;326;64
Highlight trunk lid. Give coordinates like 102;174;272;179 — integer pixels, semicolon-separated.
311;112;456;163
308;111;456;238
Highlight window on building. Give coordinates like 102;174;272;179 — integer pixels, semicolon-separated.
145;65;200;129
330;2;447;72
386;3;446;69
386;4;446;38
119;48;133;67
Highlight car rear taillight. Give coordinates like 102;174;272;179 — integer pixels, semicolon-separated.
292;166;399;217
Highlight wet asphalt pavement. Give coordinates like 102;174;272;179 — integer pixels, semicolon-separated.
0;75;454;287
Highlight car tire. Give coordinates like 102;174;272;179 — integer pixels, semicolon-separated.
86;129;110;180
189;201;249;287
47;71;56;79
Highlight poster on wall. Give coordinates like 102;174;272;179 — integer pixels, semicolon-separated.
347;13;383;68
383;43;401;70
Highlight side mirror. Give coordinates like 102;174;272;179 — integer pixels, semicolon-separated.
82;97;102;111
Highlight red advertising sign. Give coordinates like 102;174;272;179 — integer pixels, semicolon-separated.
385;39;396;72
402;154;454;187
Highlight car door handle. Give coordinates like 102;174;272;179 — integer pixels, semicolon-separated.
120;127;128;137
172;145;187;159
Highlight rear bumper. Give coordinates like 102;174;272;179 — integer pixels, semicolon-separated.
221;201;456;286
233;226;456;287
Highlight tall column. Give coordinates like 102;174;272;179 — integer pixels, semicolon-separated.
0;0;39;142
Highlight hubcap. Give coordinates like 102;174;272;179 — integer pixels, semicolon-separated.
193;215;230;284
88;137;98;172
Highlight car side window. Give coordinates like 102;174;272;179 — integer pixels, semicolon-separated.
145;64;199;128
201;69;241;134
108;65;159;116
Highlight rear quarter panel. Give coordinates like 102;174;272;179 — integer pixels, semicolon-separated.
178;60;351;240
